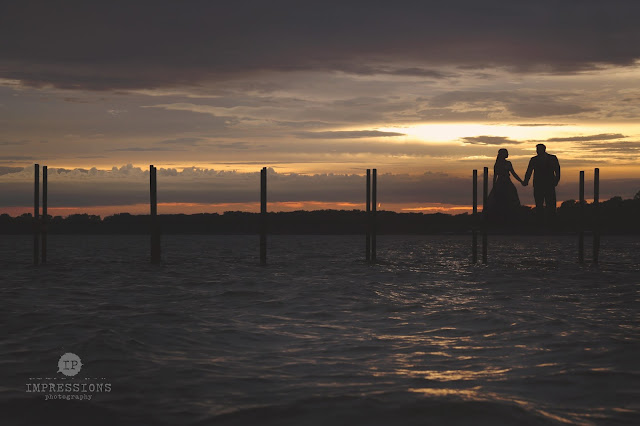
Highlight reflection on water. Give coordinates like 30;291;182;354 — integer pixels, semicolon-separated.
1;235;639;425
409;387;579;425
392;367;512;381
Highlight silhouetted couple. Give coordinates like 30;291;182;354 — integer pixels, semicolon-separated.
486;144;560;225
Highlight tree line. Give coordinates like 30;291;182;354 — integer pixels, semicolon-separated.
1;193;639;235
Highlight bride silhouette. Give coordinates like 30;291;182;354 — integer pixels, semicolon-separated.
485;148;523;224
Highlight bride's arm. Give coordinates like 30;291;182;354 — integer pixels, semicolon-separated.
508;162;523;183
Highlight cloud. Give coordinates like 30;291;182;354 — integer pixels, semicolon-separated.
209;142;254;150
0;166;24;176
156;137;203;146
544;133;627;142
416;108;494;122
429;91;596;118
461;136;522;145
107;109;127;116
581;141;640;153
333;64;454;79
2;165;638;210
0;166;472;207
192;138;517;158
63;97;92;103
143;96;414;126
108;147;186;152
2;2;640;90
294;130;405;139
429;91;506;108
0;140;29;146
0;155;36;161
507;101;594;118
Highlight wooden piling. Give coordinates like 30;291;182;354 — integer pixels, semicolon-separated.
366;169;371;262
593;168;600;264
472;169;478;264
41;165;47;264
33;164;39;266
260;167;267;265
579;170;584;264
371;168;377;263
482;167;488;264
150;165;161;264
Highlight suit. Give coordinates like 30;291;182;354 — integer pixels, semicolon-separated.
524;153;561;218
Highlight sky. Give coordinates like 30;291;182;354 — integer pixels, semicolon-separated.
1;1;640;216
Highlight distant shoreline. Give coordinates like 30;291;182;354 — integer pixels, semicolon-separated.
2;195;639;235
1;231;635;236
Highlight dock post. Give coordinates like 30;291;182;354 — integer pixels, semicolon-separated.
371;168;377;263
260;167;267;265
42;165;47;264
472;170;478;264
482;167;488;264
33;164;39;266
150;165;161;264
579;170;584;264
366;169;371;262
593;168;600;264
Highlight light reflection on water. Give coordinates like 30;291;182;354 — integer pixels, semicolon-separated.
409;387;582;425
1;234;639;425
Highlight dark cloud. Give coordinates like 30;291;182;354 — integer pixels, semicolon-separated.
273;120;333;129
554;177;640;202
0;140;29;146
430;91;595;118
581;141;640;153
63;97;92;103
0;166;473;206
0;166;24;176
333;64;453;78
429;91;505;108
0;156;36;161
209;142;254;150
2;166;638;209
157;137;204;146
462;136;522;145
108;147;187;152
294;130;405;139
384;68;453;78
507;101;594;118
2;1;640;90
416;108;494;121
545;133;626;142
201;138;507;158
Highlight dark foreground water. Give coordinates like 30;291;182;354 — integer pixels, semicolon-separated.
1;235;639;425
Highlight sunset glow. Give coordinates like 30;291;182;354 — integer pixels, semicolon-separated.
1;2;639;215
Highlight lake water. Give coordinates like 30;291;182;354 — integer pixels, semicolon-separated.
1;235;639;425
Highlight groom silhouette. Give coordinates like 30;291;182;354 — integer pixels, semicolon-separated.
522;144;561;222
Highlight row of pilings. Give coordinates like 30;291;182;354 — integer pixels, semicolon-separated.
29;164;600;266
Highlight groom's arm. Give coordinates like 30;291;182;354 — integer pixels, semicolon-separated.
523;158;534;185
554;156;561;186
